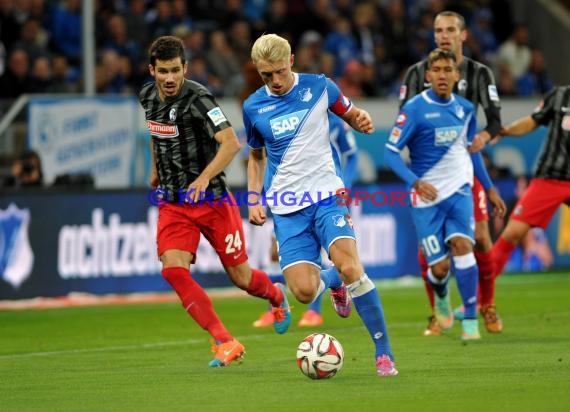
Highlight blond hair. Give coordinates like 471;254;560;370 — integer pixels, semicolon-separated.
251;33;291;64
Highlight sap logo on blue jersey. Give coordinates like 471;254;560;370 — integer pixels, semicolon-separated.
270;109;308;139
434;126;463;146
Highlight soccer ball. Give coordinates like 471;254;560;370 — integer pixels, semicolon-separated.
296;333;344;379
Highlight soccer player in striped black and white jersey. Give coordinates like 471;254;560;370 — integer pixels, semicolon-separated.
139;36;293;368
492;86;570;278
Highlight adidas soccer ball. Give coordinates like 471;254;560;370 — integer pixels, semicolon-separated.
296;333;344;379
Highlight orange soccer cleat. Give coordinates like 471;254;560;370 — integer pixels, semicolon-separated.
481;305;503;333
252;311;274;328
208;339;246;367
423;315;442;336
298;310;324;327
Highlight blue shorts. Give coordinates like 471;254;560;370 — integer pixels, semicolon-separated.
273;196;355;270
411;186;475;265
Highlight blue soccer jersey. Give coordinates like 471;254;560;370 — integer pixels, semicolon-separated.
385;89;477;207
243;73;353;214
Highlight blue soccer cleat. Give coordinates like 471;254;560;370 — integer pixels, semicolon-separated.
461;319;481;341
434;292;454;330
271;283;292;334
453;305;465;321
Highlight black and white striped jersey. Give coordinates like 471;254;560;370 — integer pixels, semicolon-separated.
139;79;232;201
531;85;570;181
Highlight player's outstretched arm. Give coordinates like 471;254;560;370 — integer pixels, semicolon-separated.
501;115;538;137
491;116;538;145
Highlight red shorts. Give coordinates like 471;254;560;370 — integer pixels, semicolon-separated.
510;178;570;228
472;177;488;222
156;193;248;267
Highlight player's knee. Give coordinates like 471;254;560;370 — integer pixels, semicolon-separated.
502;221;530;245
474;231;492;251
160;250;192;268
334;260;364;283
431;259;450;279
288;283;314;304
449;237;473;256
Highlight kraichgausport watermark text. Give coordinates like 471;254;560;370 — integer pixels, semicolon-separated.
147;188;420;207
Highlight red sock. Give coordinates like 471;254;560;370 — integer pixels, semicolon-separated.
492;237;516;279
475;250;495;307
418;249;435;310
246;268;283;307
162;267;232;343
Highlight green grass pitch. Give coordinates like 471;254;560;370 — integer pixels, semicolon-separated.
1;272;569;412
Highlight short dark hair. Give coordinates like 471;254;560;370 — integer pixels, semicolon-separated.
428;48;457;68
149;36;185;66
435;11;466;31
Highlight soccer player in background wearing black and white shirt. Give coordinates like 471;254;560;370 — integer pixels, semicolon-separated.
398;11;506;336
139;36;292;368
492;86;570;279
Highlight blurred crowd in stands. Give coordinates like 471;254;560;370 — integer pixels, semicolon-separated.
0;0;555;101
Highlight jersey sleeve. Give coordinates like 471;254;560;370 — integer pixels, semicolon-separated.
531;87;558;126
384;104;422;186
384;148;418;187
243;107;264;149
471;151;493;190
385;108;417;153
326;77;353;116
137;82;153;113
398;62;424;108
193;92;232;138
476;64;502;137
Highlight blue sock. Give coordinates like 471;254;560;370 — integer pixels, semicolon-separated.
427;268;450;298
268;274;286;284
453;253;478;319
307;292;323;314
320;266;342;290
347;274;393;361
